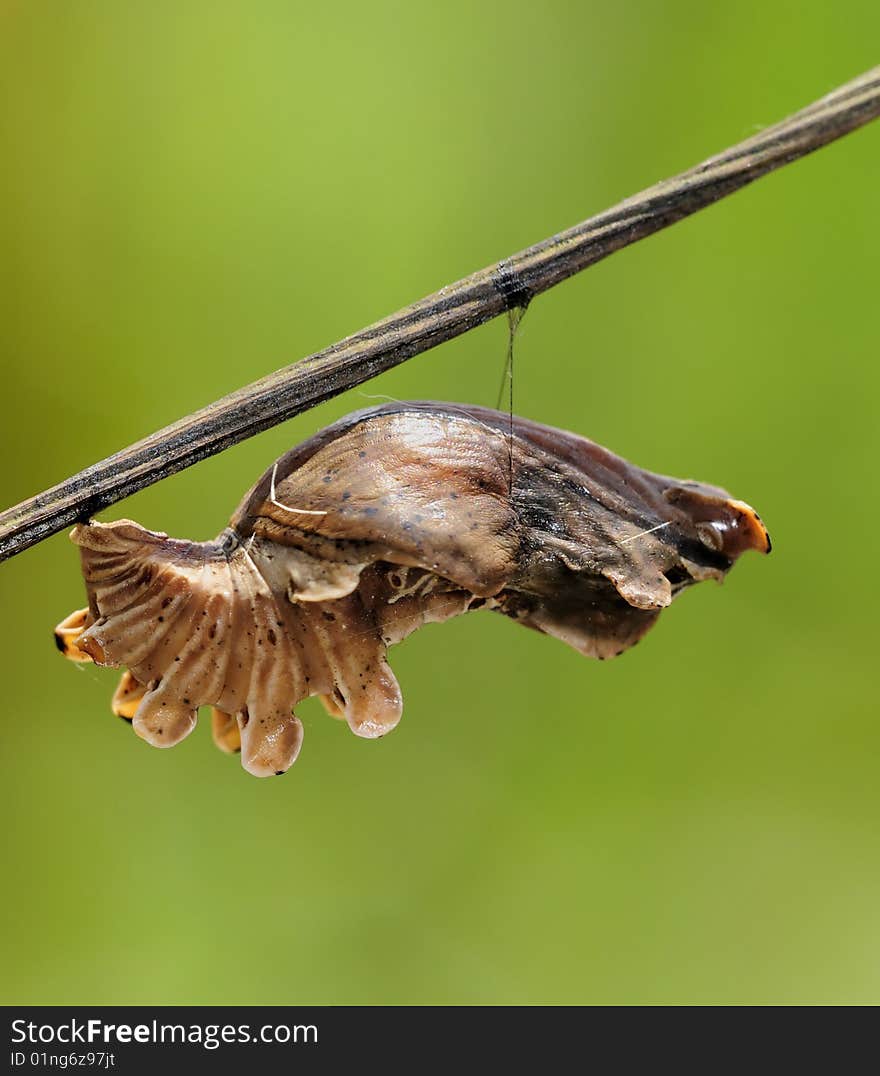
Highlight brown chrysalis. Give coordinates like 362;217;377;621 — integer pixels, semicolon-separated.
55;402;770;777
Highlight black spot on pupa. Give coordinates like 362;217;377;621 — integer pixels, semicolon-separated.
663;564;690;586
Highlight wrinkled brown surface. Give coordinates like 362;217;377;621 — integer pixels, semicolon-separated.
56;402;769;776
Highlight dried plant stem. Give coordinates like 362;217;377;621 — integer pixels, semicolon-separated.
1;66;879;565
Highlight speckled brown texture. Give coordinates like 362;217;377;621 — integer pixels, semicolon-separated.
55;402;770;777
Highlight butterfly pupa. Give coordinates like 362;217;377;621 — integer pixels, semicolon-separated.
55;401;770;777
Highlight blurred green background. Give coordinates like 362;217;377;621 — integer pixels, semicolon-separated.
1;1;878;1005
